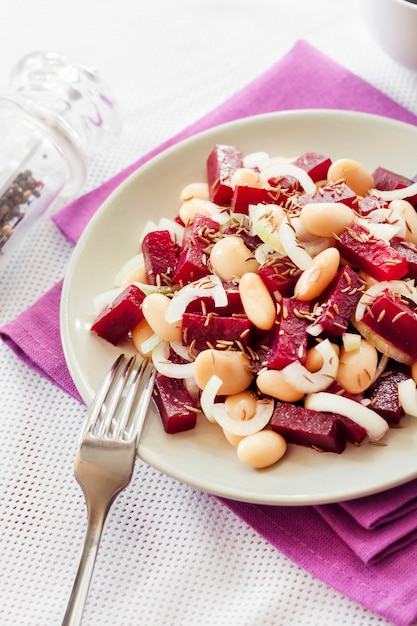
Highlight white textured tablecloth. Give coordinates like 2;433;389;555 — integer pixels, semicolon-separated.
1;1;417;624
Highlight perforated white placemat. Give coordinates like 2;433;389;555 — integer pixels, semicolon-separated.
1;1;416;624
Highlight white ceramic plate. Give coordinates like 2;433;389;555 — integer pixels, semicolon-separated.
61;109;417;505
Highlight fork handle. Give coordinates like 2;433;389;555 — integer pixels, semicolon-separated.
61;512;106;626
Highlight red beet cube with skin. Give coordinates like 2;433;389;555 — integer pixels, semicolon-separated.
207;144;243;206
142;230;177;286
153;375;197;434
90;284;146;346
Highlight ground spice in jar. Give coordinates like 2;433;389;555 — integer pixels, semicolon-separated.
0;170;43;251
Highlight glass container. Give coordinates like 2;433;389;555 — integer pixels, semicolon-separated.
0;50;120;263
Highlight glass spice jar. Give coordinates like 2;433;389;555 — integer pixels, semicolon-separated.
0;50;120;264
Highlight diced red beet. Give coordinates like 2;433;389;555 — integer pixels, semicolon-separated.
335;223;408;281
172;214;220;285
207;144;243;206
357;195;389;216
142;230;177;286
266;153;332;191
293;182;358;210
185;280;244;316
266;298;310;369
372;166;417;206
360;288;417;362
182;312;253;353
230;185;289;215
365;362;410;424
321;381;368;444
258;256;302;299
292;152;332;182
153;375;197;434
336;414;368;445
390;237;417;279
308;266;364;337
270;401;346;453
90;284;146;346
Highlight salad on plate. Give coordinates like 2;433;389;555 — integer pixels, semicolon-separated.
89;143;417;471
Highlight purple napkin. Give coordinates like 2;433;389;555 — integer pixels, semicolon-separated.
2;41;417;625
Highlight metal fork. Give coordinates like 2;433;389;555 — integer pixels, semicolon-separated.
62;354;156;626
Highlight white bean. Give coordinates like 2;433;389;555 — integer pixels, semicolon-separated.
194;349;254;395
210;236;259;280
239;272;276;330
336;339;378;394
230;168;261;189
327;158;374;197
237;430;287;468
256;368;305;402
300;202;355;237
142;292;182;342
294;247;340;301
179;198;219;225
180;182;210;203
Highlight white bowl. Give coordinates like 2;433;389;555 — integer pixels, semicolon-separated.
362;0;417;71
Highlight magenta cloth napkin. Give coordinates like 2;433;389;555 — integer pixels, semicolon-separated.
2;41;417;625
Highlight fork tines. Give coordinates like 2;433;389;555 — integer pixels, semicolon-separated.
81;354;156;443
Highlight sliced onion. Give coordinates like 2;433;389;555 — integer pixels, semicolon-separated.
93;287;124;312
200;374;223;423
366;208;407;238
115;253;145;287
169;340;193;362
140;332;161;356
342;332;362;353
138;219;159;242
279;215;314;270
254;242;279;265
250;203;286;253
152;341;195;378
243;151;270;170
280;339;339;393
259;163;316;194
211;398;275;436
184;376;200;402
165;275;228;323
304;392;389;441
398;378;417;418
158;217;185;246
356;219;401;242
133;281;174;296
370;181;417;202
